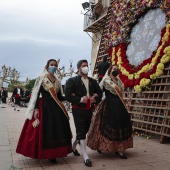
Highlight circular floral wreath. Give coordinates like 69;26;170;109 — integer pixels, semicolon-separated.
112;24;170;92
107;0;170;92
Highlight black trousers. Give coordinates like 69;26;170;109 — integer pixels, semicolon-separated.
14;97;21;106
72;108;93;140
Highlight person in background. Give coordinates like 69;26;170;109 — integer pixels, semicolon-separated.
16;59;72;164
87;65;133;159
12;84;23;111
4;88;8;101
0;87;7;108
65;59;103;167
21;88;31;107
94;0;103;20
97;56;110;83
0;88;1;104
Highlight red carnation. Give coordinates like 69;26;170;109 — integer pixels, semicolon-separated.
134;79;140;86
144;72;150;78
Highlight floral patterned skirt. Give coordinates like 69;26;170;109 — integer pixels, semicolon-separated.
87;99;133;152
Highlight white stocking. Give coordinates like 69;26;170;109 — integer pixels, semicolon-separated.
14;104;19;110
79;140;89;161
72;139;78;151
118;152;124;156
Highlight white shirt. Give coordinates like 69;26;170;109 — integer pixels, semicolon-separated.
17;88;21;95
81;77;89;97
80;77;89;103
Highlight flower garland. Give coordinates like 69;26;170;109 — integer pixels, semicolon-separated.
105;0;170;48
107;0;170;92
111;24;170;92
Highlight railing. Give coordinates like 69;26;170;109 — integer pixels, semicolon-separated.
83;0;111;31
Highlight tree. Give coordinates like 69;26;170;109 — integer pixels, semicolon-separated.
8;81;21;93
25;79;36;91
0;65;20;88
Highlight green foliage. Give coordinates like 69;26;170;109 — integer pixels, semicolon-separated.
7;79;36;92
25;79;36;91
8;81;21;92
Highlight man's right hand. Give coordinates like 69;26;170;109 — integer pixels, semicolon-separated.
81;96;89;103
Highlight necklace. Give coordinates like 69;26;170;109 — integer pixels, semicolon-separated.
47;75;56;83
110;76;118;85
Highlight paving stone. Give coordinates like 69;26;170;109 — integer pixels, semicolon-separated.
148;161;170;170
0;105;170;170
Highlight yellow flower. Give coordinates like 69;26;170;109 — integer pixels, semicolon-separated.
157;63;164;70
151;57;157;64
164;46;170;54
128;74;134;80
140;78;151;87
160;55;170;64
113;31;117;35
149;63;154;69
120;67;125;71
162;33;169;41
150;74;157;80
117;60;122;65
117;50;121;57
112;47;116;64
134;85;142;93
156;69;163;77
134;73;140;79
141;64;150;72
121;68;129;75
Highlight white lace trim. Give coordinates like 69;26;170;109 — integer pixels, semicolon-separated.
25;69;62;120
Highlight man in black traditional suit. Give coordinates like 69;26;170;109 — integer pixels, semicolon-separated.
12;84;23;111
65;59;103;167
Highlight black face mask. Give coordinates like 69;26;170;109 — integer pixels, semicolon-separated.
112;70;118;77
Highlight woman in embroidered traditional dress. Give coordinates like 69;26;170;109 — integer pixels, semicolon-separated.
87;65;133;159
16;59;72;163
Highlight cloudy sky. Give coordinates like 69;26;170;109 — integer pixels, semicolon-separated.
0;0;92;85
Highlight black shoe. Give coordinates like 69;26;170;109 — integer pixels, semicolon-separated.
97;149;102;153
14;108;16;111
84;159;92;167
49;159;57;164
73;149;80;156
115;152;127;159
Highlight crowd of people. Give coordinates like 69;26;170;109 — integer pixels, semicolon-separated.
15;58;133;167
0;85;31;110
12;85;31;111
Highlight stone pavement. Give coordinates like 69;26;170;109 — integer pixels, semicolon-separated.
0;104;170;170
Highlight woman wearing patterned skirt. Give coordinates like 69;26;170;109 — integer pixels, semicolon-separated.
87;65;133;159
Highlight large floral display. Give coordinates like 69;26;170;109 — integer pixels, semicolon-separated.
106;0;170;92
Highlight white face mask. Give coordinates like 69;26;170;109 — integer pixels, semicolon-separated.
81;66;89;74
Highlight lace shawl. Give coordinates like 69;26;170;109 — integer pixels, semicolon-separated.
25;69;63;120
